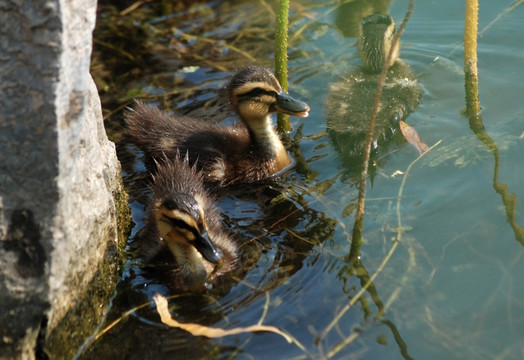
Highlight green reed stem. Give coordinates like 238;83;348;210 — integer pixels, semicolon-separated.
275;0;291;132
464;0;480;116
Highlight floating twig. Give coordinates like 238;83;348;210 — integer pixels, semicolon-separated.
153;293;306;351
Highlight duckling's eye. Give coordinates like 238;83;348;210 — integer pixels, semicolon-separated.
245;88;276;99
164;215;197;233
393;112;401;122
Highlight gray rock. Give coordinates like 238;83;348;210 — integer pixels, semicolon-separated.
0;1;126;358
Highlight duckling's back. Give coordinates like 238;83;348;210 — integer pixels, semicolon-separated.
126;101;248;175
126;100;288;185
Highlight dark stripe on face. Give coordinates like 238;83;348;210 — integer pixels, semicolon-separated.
237;88;277;103
164;215;199;236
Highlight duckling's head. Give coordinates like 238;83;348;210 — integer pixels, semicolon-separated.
358;14;399;74
153;192;223;268
149;158;230;285
144;157;238;289
228;66;310;127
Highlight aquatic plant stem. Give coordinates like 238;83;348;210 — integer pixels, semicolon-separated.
462;4;521;243
349;0;415;262
464;0;480;115
275;0;291;132
468;117;524;245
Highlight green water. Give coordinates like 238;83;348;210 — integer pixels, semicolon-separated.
79;1;524;359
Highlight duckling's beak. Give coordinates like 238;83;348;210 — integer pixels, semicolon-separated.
193;229;223;264
275;91;310;118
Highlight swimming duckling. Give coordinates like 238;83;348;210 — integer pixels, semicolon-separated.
125;66;310;185
138;155;237;290
326;14;421;158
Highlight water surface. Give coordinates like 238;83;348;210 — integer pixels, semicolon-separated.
81;1;524;359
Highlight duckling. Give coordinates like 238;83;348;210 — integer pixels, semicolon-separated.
326;14;421;158
138;155;237;290
125;65;310;185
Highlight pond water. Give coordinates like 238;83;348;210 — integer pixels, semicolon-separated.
79;0;524;359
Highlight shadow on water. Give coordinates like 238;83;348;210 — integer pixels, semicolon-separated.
74;0;524;359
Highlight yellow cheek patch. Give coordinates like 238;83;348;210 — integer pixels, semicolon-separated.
239;102;270;120
155;207;201;240
166;228;195;242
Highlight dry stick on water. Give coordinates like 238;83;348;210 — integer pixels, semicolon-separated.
82;293;306;354
120;0;153;16
154;293;307;351
464;0;480;116
348;0;416;261
275;0;291;132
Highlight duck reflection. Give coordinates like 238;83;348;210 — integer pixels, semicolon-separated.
326;14;421;165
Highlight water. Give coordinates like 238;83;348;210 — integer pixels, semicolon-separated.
81;1;524;359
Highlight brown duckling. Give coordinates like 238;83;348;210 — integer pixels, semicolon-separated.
139;155;237;290
125;65;310;185
326;14;421;158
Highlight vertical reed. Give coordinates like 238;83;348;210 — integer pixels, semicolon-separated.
275;0;291;132
464;0;480;116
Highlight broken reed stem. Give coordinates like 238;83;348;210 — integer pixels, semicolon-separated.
464;0;480;116
275;0;291;132
349;0;415;262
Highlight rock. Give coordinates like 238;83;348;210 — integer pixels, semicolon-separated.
0;1;128;359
